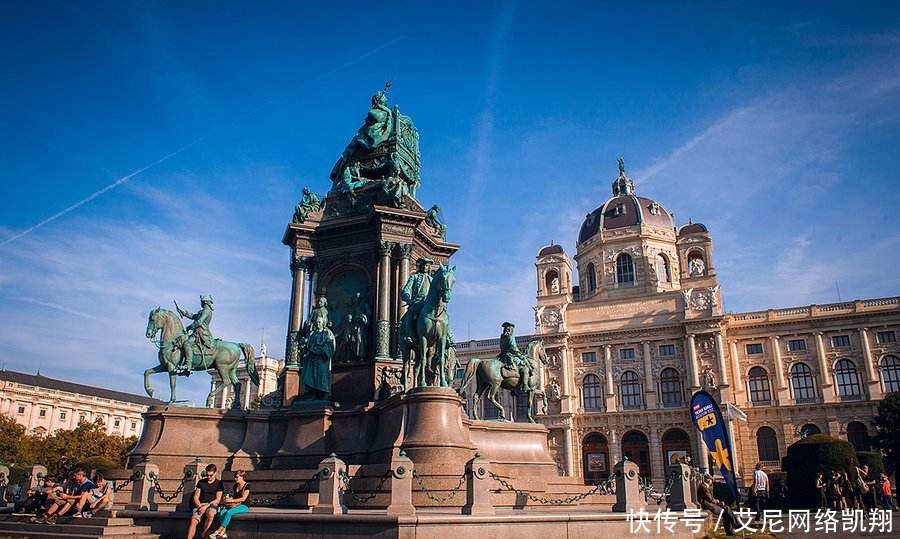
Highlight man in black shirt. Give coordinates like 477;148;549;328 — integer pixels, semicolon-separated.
185;463;223;539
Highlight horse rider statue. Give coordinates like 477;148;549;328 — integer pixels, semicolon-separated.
399;257;432;345
174;294;215;375
497;322;533;393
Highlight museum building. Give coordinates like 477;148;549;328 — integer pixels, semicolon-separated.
455;164;900;488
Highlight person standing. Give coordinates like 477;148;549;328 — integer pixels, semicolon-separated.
751;462;769;520
186;464;223;539
209;470;251;539
879;474;897;511
816;472;828;509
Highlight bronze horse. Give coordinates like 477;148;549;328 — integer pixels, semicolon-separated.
400;264;456;389
459;339;549;422
144;308;259;408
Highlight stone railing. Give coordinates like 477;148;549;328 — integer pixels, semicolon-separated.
730;296;900;325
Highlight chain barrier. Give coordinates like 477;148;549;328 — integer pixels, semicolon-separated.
112;471;143;493
489;471;614;506
639;476;667;505
339;469;392;504
250;470;322;506
150;470;191;502
413;469;467;504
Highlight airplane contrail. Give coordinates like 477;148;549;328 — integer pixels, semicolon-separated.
0;143;196;247
1;37;405;248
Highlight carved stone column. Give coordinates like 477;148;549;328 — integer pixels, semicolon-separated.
814;332;836;402
769;336;789;403
563;425;575;476
714;331;730;395
608;427;621;466
394;244;413;358
642;341;657;408
686;334;700;390
648;425;664;486
730;340;746;405
286;254;310;367
559;348;573;414
604;344;617;412
695;430;709;474
376;241;395;359
859;328;882;400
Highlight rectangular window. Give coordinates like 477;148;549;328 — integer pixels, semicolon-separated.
746;343;764;355
114;419;120;427
658;344;676;357
17;406;25;415
832;335;851;348
38;409;46;418
581;351;597;363
877;331;896;344
619;348;636;360
787;339;806;352
131;422;137;430
59;412;66;421
78;414;86;423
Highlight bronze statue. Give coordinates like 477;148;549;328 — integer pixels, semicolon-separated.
399;257;431;386
174;295;215;375
399;262;456;388
299;306;336;401
292;187;322;223
496;322;532;393
425;204;447;238
144;306;259;408
459;339;549;422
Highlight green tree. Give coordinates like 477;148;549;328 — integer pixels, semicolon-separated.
0;415;29;466
31;419;138;479
873;391;900;475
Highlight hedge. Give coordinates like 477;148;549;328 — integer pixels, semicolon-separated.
783;434;858;508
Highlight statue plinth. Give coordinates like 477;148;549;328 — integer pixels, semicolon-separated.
399;387;475;467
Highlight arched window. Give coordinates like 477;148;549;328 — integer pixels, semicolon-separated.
847;421;870;451
799;424;821;438
756;426;779;461
586;263;597;292
790;363;816;402
545;269;559;295
661;429;691;469
834;359;862;399
748;367;772;404
582;374;602;410
655;254;671;283
582;433;610;485
880;355;900;393
659;368;683;407
621;430;651;477
616;254;635;285
621;371;642;409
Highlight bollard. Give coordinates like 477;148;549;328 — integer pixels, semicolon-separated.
126;462;160;511
667;463;694;511
0;464;9;506
312;453;347;515
386;451;415;516
612;460;644;512
25;465;47;491
463;453;494;516
176;460;206;512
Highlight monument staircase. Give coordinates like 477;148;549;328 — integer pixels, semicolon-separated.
0;512;159;539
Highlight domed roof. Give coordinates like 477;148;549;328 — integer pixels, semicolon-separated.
538;244;564;257
678;222;708;235
577;161;675;244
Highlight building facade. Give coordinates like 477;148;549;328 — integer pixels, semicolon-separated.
0;370;162;437
210;348;284;409
456;164;900;488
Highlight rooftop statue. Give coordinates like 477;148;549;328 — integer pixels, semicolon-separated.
292;187;322;223
327;85;421;209
144;300;259;409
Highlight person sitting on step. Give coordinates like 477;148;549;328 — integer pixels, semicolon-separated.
186;463;223;539
42;469;95;523
72;473;113;518
208;470;251;539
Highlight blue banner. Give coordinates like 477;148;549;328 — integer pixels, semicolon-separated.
690;390;739;501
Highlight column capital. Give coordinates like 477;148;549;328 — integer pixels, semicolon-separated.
290;253;312;273
395;242;414;258
772;335;781;341
378;240;396;256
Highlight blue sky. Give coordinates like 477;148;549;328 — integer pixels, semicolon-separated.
2;1;900;403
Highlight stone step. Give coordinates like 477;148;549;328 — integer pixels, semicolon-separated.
0;520;153;536
0;532;158;539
